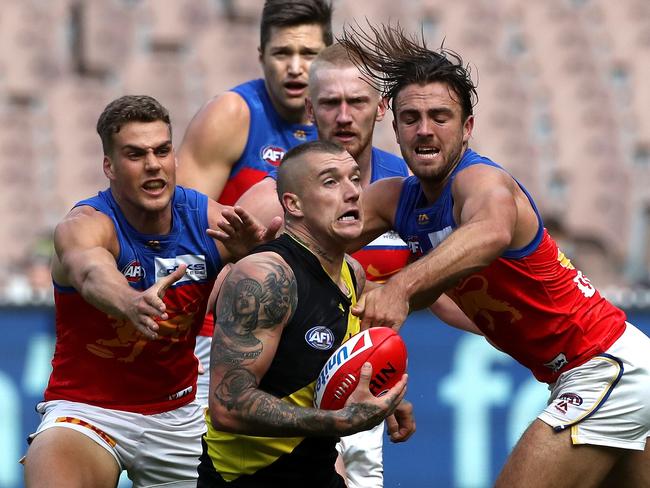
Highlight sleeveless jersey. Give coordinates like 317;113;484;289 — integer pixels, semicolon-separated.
201;233;359;486
199;79;318;338
393;149;627;383
350;147;410;283
46;187;221;414
218;78;318;205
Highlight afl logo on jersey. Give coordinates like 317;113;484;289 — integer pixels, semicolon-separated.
305;326;335;350
122;260;145;283
261;145;286;166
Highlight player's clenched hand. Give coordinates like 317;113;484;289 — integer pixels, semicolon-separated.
124;264;187;339
342;362;408;436
387;399;415;443
207;206;282;260
352;282;409;331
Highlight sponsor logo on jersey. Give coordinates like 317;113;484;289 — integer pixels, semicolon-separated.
554;392;583;414
168;385;193;401
122;260;145;283
155;255;207;284
305;326;335;350
417;213;429;224
544;352;568;372
293;129;307;141
260;145;286;166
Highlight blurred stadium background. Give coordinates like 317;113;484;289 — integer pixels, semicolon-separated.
0;0;649;487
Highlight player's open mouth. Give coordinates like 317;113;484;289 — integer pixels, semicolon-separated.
284;81;307;96
338;210;359;221
334;130;357;141
142;180;166;192
415;146;440;158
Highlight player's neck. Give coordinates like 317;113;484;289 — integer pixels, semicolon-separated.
112;191;173;235
354;144;373;189
273;100;311;125
285;227;345;280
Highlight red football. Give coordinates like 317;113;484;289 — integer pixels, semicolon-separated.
313;327;407;410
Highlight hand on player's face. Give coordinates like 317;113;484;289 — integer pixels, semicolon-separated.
342;362;408;435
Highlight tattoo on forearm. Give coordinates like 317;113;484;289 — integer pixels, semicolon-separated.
214;368;257;410
214;367;340;432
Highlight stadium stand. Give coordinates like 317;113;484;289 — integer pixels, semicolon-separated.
0;0;648;306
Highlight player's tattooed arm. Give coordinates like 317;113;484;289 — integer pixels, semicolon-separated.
210;253;297;369
209;254;408;437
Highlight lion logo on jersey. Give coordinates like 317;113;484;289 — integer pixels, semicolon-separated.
451;275;522;332
86;298;201;362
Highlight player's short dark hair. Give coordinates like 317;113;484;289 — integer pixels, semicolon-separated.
339;23;478;120
276;139;345;204
96;95;171;156
260;0;333;52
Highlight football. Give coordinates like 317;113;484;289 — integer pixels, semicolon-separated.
313;327;407;410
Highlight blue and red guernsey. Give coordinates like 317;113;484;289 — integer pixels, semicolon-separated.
351;147;411;283
46;187;221;414
217;79;318;205
200;79;318;338
393;149;627;383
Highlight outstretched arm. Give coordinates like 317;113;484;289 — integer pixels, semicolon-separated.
353;164;538;330
52;206;187;339
209;252;407;437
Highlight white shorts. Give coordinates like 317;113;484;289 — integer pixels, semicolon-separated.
336;421;384;488
538;323;650;450
194;335;212;407
29;399;207;487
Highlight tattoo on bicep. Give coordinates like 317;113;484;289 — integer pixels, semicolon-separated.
260;262;297;324
211;260;297;368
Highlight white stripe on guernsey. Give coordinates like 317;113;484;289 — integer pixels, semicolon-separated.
428;226;453;249
366;231;408;248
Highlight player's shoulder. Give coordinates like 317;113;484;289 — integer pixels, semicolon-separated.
371;146;409;178
198;90;250;126
228;250;296;288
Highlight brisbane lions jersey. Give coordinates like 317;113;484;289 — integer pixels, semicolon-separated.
393;149;626;383
217;79;318;205
46;187;222;414
350;147;410;283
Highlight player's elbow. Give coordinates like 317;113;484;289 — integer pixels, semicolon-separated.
481;226;513;263
208;400;243;433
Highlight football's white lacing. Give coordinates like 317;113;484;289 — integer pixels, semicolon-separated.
333;373;357;400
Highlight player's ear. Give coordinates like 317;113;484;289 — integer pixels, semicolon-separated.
376;97;388;122
392;118;400;146
305;97;315;123
103;155;116;180
283;192;303;218
258;45;263;64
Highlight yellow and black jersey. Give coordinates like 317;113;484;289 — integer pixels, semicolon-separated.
199;233;360;487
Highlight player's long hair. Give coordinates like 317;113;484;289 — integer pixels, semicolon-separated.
338;22;478;119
